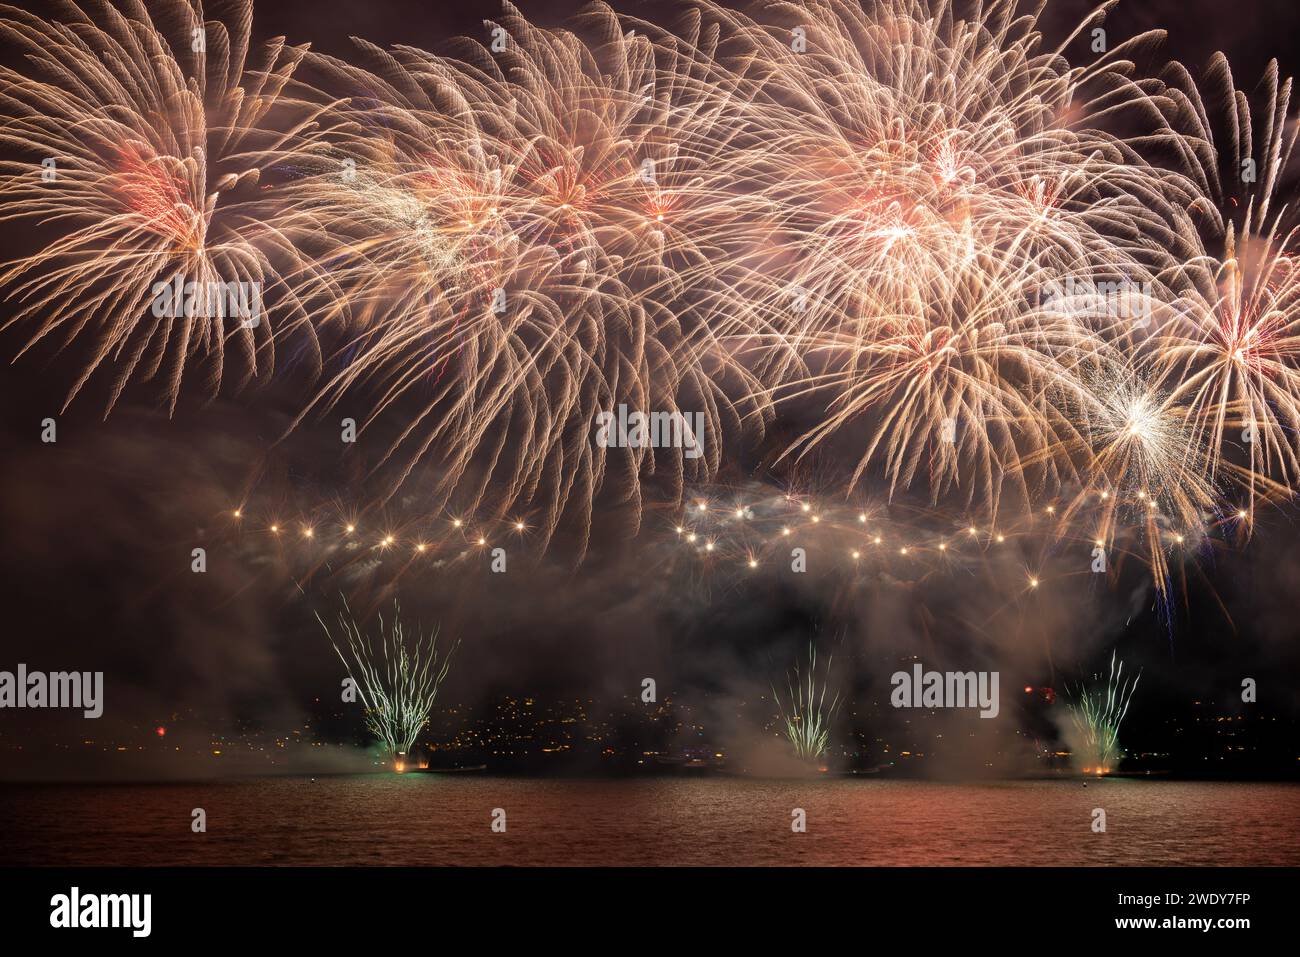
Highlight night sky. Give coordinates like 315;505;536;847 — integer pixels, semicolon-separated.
2;0;1299;777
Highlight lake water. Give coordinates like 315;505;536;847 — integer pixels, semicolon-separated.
3;776;1297;866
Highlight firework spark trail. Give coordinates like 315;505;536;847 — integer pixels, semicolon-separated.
1067;650;1140;773
316;599;456;764
772;641;841;761
0;0;339;410
2;0;1300;592
1148;54;1300;521
266;3;780;552
700;0;1201;502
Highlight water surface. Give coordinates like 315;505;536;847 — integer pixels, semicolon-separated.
3;777;1296;866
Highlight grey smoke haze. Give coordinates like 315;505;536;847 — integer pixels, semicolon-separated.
0;398;1134;768
2;0;1298;781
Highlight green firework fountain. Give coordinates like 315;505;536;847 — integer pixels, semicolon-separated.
317;600;457;768
1067;651;1140;774
772;642;842;761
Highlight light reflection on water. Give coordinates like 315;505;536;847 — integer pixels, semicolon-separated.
3;777;1297;866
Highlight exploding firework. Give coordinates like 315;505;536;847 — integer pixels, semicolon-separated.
0;0;337;410
273;2;765;551
1067;651;1141;774
316;600;457;766
3;0;1300;596
772;642;842;761
709;0;1200;516
1148;54;1300;520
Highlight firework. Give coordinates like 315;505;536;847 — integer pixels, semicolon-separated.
0;0;333;410
273;2;768;551
316;600;457;766
1066;651;1141;774
706;0;1200;517
2;0;1300;595
1148;54;1300;520
772;642;841;761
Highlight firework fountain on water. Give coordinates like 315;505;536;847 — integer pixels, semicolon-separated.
772;642;842;761
316;601;457;768
1067;651;1141;774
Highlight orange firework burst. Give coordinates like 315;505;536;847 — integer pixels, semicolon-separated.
0;0;333;409
1;0;1299;595
273;3;769;550
1150;55;1300;520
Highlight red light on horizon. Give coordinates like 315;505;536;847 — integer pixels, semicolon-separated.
155;726;166;737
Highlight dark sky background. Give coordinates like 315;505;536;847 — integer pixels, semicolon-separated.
2;0;1299;774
